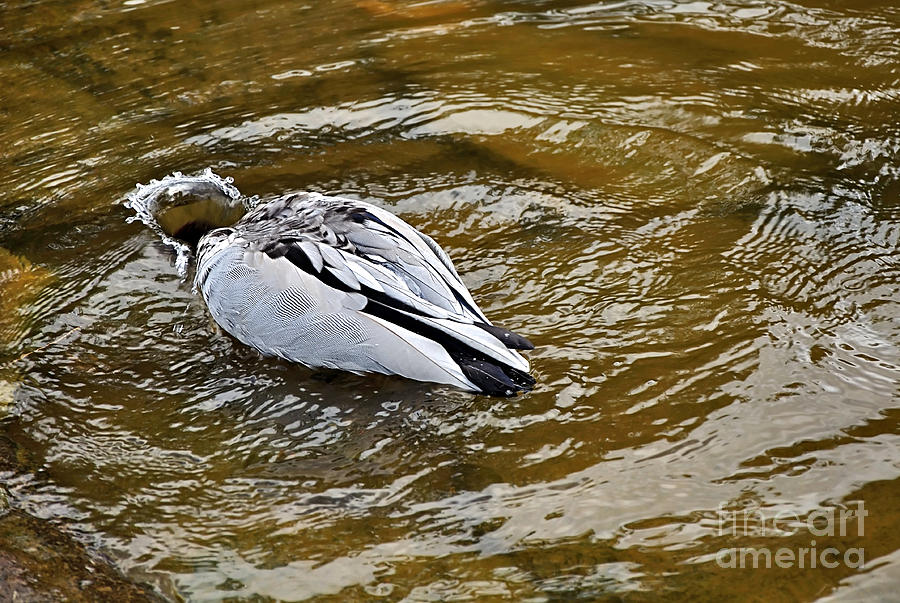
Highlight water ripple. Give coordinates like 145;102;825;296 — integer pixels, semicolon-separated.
2;0;900;600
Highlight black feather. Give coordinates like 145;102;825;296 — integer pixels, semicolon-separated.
456;358;535;397
474;323;534;350
458;359;518;397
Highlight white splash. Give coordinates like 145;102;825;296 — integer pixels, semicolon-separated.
124;168;250;278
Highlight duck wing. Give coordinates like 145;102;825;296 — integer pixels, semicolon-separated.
244;193;483;316
223;193;534;394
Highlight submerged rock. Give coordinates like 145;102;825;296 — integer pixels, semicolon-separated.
0;510;165;602
0;437;163;601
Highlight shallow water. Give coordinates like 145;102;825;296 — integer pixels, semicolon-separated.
2;0;899;600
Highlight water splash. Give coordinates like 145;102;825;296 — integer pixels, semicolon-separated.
124;168;248;278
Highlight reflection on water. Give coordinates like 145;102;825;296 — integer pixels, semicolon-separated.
1;0;899;600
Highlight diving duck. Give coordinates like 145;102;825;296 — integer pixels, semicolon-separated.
127;170;535;396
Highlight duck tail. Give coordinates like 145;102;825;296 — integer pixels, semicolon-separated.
473;322;534;350
455;355;537;397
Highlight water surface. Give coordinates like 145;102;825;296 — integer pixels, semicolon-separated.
2;0;899;600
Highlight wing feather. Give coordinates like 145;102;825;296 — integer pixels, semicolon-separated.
326;261;361;290
356;313;477;390
220;192;531;392
345;260;385;293
350;203;489;322
367;301;530;372
298;240;324;272
318;244;346;269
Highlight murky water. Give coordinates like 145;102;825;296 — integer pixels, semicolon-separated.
2;0;899;600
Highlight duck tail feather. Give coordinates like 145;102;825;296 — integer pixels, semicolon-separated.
457;357;535;397
474;323;534;350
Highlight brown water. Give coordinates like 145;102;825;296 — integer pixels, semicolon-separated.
2;0;900;600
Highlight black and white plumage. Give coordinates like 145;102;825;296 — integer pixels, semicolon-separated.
128;172;535;396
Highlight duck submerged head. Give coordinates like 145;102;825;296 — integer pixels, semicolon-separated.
156;190;245;247
125;169;251;276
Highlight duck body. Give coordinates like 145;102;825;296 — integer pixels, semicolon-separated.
192;192;535;396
